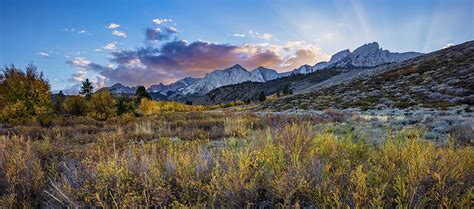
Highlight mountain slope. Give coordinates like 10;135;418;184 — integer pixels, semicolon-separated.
193;68;343;105
261;41;474;111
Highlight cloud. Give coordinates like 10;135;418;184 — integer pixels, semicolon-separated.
166;26;178;33
65;57;109;91
66;57;91;82
64;28;91;35
233;33;246;38
66;57;91;67
107;23;120;29
255;32;273;40
94;48;102;52
152;18;172;25
36;52;50;58
442;43;455;49
112;30;127;38
103;42;117;50
145;27;178;42
237;31;274;40
85;39;327;86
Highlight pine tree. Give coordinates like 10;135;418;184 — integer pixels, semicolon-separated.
80;79;94;99
283;84;292;95
55;90;65;113
136;85;151;100
259;91;266;102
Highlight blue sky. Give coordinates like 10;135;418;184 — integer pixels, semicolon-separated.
1;0;473;92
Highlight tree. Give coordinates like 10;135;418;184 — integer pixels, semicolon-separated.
0;64;53;124
54;90;65;113
80;78;94;99
88;90;116;121
283;84;293;95
258;91;267;102
62;96;88;116
116;97;137;115
136;85;151;100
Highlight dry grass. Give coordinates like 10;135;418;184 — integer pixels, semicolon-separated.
0;112;472;207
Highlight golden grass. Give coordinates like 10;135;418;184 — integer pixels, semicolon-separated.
0;112;472;207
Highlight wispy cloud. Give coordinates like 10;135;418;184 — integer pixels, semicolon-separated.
112;30;127;38
107;23;120;29
233;33;246;38
36;52;50;58
64;28;91;35
152;18;172;25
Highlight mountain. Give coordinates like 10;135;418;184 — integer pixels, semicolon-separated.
293;42;422;74
177;64;283;96
261;40;474;111
330;42;422;68
98;83;137;95
147;77;199;95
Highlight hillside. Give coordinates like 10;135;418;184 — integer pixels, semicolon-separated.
261;41;474;111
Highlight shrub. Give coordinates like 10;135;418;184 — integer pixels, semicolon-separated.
88;90;116;121
0;136;45;207
116;97;137;115
62;96;88;116
138;98;205;115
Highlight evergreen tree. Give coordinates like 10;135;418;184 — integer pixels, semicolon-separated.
136;85;151;100
259;91;266;102
283;84;292;95
54;90;65;113
80;79;94;99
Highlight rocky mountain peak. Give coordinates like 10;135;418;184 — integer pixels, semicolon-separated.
352;42;380;56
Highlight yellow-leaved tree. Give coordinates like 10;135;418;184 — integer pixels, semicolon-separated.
0;64;53;124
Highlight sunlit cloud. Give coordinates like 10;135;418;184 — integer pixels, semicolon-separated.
103;42;117;50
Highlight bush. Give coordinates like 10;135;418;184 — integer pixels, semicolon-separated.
62;96;88;116
138;98;205;115
88;91;116;121
0;136;45;207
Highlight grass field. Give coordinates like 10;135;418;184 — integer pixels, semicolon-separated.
0;112;473;207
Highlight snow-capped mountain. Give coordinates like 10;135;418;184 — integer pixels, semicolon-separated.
179;64;283;95
293;42;422;74
147;77;199;95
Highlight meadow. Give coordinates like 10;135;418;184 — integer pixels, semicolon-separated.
1;111;472;208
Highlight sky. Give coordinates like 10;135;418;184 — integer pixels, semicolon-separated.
1;0;473;93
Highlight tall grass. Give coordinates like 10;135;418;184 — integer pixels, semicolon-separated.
0;113;472;207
